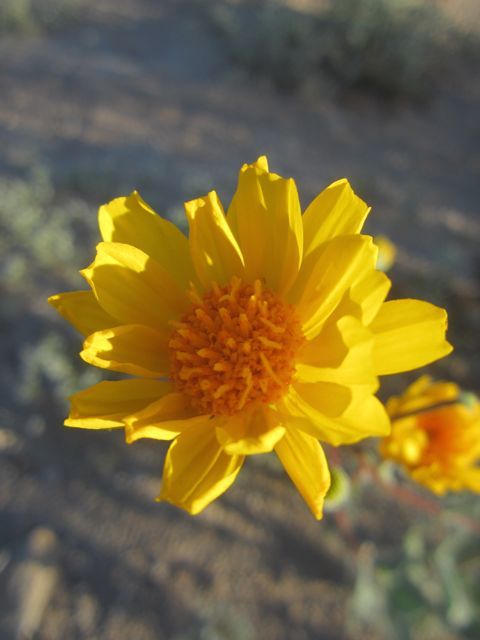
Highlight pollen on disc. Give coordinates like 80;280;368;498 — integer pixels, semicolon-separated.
168;277;305;416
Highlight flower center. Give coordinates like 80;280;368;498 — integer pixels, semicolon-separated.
168;277;304;416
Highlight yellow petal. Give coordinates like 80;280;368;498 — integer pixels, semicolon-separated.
462;468;480;492
226;160;303;295
98;191;195;288
386;375;460;418
370;300;453;375
184;191;245;289
296;316;349;371
295;315;376;387
81;242;189;330
310;269;390;330
289;381;352;418
349;270;391;325
341;393;391;441
215;406;286;455
65;379;171;429
410;465;450;495
158;423;244;515
253;155;269;171
277;383;390;445
302;178;370;256
48;290;115;336
124;393;206;443
275;429;331;519
291;235;377;339
80;324;170;377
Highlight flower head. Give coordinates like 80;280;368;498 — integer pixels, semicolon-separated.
381;376;480;495
49;157;452;518
374;235;396;272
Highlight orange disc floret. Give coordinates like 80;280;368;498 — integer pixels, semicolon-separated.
168;276;305;416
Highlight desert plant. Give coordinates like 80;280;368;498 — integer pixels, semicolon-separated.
321;0;457;100
0;0;85;35
206;0;473;101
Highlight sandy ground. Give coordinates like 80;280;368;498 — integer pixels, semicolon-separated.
0;1;479;638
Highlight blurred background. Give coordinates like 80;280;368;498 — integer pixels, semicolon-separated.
0;0;479;638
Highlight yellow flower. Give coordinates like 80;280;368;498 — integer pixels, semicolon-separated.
373;235;396;272
49;157;452;518
381;376;480;495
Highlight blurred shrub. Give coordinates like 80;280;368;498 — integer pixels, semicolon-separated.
320;0;462;100
0;172;99;410
0;170;95;289
350;524;480;639
207;0;477;101
208;2;315;93
0;0;85;34
173;603;254;640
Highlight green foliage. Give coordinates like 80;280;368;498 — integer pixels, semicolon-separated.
173;604;254;640
0;172;96;295
206;0;475;101
0;172;99;409
208;2;316;93
0;0;85;35
324;466;351;511
0;170;95;289
321;0;457;100
351;525;480;639
17;332;101;407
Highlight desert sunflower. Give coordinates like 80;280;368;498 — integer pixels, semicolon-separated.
381;377;480;494
49;157;452;517
373;235;396;272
